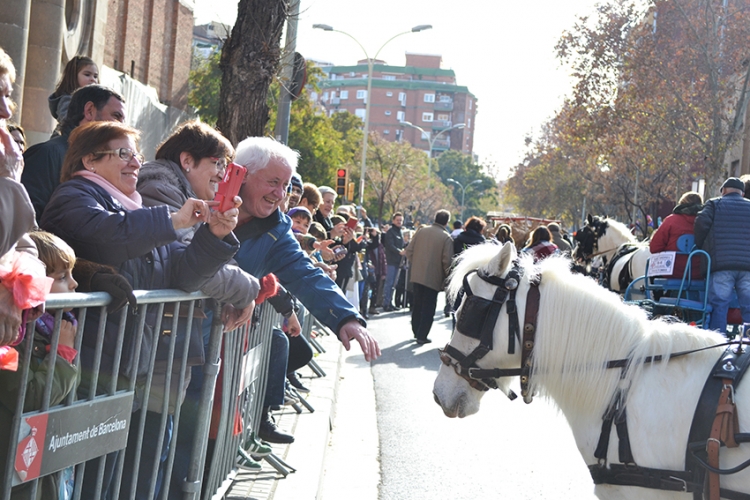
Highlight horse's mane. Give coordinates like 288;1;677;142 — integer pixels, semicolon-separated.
448;242;725;417
535;256;725;416
601;217;638;246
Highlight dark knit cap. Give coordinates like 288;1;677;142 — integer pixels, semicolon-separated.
721;177;744;191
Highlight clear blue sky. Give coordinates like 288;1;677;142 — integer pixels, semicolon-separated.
194;0;600;179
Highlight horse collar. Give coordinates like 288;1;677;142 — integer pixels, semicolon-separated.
439;259;542;403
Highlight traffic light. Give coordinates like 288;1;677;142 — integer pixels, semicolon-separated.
346;181;355;202
336;168;347;197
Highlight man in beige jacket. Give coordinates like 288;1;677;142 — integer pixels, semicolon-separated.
405;210;453;344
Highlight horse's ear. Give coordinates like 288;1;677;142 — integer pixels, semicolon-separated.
492;241;516;277
587;214;593;225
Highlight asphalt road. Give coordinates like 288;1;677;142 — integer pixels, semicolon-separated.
368;295;600;500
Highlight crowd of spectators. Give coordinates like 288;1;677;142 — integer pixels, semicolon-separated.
0;47;381;499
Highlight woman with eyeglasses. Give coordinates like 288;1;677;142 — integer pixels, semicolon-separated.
40;120;241;499
138;120;261;320
136;121;304;497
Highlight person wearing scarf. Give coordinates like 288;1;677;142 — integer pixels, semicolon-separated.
40;121;241;500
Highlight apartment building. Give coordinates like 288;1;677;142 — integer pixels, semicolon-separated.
317;53;477;157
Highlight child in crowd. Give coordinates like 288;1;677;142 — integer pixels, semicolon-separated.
289;206;312;235
48;56;98;132
0;230;79;500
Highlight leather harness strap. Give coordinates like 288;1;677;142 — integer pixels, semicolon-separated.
520;280;540;401
708;380;741;500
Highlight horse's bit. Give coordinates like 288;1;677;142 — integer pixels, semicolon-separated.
438;259;541;403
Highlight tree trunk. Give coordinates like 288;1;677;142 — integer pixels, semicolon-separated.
217;0;289;144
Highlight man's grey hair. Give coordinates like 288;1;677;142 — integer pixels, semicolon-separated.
235;136;300;175
318;185;337;199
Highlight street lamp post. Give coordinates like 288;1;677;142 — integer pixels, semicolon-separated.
447;178;482;221
313;24;432;213
402;121;465;188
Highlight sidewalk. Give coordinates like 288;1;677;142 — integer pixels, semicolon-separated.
226;326;380;500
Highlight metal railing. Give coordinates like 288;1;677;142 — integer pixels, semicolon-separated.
0;289;283;500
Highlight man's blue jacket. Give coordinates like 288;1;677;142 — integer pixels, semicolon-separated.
233;209;364;335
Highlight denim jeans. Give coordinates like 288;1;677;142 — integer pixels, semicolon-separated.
264;328;289;407
383;264;399;307
708;270;750;333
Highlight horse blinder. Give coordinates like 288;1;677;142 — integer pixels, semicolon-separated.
442;261;541;402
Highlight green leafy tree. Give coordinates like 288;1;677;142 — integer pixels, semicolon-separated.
188;50;222;126
435;150;497;219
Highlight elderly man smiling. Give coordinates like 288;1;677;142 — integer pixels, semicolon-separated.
233;136;380;361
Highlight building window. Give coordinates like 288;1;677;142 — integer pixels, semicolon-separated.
383;129;390;135
422;112;434;122
398;92;406;105
468;118;471;128
384;75;396;81
395;129;403;141
424;93;435;103
323;92;329;101
439;94;451;102
350;72;356;77
340;90;348;100
397;111;405;122
355;109;366;120
356;90;367;99
386;91;393;97
385;110;392;116
437;113;449;121
469;100;473;110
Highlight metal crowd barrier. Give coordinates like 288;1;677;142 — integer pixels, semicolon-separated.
0;289;278;500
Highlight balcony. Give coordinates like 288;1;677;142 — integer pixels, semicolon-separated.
432;138;450;150
434;101;453;111
432;120;452;129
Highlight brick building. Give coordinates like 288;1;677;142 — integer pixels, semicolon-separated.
0;0;194;145
317;53;477;157
104;0;194;109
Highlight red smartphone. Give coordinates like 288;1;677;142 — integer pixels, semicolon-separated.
214;162;246;213
346;217;358;230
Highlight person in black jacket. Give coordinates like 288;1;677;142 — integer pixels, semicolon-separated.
453;216;486;256
694;177;750;333
382;212;405;311
22;85;126;220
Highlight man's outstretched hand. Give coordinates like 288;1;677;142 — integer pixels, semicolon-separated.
338;320;380;362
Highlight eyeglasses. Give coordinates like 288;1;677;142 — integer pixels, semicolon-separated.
95;148;145;164
209;157;228;171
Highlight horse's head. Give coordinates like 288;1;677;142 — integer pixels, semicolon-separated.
433;242;538;418
572;215;608;262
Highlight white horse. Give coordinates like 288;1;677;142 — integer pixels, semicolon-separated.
574;215;651;293
433;242;750;500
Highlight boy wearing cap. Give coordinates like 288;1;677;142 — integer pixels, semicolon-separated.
694;177;750;333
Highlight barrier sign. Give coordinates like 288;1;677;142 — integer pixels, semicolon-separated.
649;251;676;276
13;392;133;485
242;345;261;393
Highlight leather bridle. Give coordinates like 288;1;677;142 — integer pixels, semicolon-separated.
439;259;541;403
